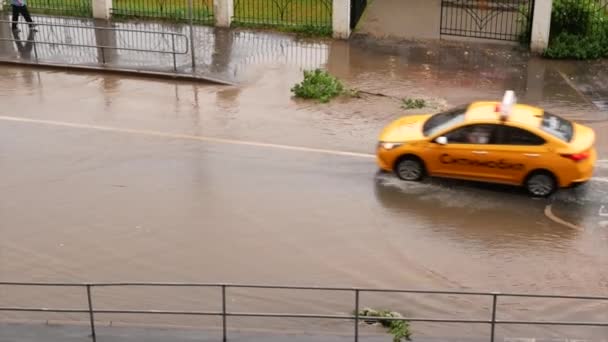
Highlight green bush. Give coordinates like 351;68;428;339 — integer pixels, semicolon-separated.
544;0;608;59
544;31;608;59
291;69;344;103
357;308;412;342
517;3;533;45
401;98;426;109
551;0;601;36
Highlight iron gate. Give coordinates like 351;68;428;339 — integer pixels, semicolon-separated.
350;0;367;29
440;0;535;41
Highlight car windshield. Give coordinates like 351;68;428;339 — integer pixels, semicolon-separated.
541;112;573;142
422;105;468;137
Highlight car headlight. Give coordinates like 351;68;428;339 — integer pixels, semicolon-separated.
379;142;404;150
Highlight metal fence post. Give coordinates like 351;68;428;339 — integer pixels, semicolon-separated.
188;0;196;71
33;38;38;62
171;34;177;72
354;290;360;342
100;47;106;64
222;285;227;342
490;294;497;342
86;285;97;342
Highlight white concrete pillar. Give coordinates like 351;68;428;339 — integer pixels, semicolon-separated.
92;0;112;19
214;0;233;28
332;0;350;39
530;0;553;53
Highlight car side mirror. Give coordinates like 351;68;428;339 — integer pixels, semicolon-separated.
435;136;448;145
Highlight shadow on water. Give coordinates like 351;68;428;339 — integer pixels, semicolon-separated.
372;171;581;248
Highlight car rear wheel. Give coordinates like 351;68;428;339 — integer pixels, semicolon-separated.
395;157;425;181
525;172;556;197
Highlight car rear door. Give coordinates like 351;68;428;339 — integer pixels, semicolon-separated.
484;125;550;184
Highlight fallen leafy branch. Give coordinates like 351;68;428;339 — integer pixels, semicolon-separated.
357;308;412;342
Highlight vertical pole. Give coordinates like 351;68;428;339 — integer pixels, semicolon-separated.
490;294;497;342
439;0;444;36
354;290;359;342
86;285;97;342
222;285;227;342
171;34;177;72
33;39;39;62
101;47;106;64
188;0;196;71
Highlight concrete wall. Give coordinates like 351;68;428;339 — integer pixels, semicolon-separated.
356;0;441;40
530;0;553;53
332;0;351;39
214;0;233;28
88;0;552;48
92;0;112;19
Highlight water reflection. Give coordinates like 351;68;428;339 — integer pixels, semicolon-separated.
0;15;603;122
12;29;36;60
373;172;580;250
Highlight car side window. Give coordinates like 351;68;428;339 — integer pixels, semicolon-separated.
444;124;498;144
498;126;545;145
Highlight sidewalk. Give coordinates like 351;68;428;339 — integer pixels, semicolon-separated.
1;13;608;121
1;321;604;342
0;322;445;342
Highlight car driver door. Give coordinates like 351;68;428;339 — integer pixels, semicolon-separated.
427;124;500;180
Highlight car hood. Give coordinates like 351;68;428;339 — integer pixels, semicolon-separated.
378;114;432;142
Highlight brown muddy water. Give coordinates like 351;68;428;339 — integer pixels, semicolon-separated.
1;36;608;340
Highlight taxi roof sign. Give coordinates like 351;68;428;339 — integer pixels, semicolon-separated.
499;90;516;121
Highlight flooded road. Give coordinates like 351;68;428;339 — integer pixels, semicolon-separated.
1;38;608;340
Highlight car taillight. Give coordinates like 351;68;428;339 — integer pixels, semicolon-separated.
561;151;590;162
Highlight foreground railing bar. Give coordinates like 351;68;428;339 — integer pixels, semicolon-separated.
0;282;86;287
94;309;222;316
228;313;492;324
497;293;608;300
2;282;607;301
2;306;608;327
496;320;608;327
0;307;89;313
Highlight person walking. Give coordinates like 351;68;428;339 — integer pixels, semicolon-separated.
11;0;36;32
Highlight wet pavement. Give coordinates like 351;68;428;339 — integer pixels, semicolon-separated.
0;13;608;117
1;118;608;340
4;321;607;342
1;18;608;341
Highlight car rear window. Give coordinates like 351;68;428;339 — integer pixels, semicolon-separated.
422;105;468;137
541;112;573;142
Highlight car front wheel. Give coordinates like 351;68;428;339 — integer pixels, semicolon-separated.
395;157;425;181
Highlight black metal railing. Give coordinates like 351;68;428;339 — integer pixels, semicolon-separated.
1;282;608;342
1;0;92;17
440;0;535;41
110;0;214;25
232;0;332;34
0;19;190;71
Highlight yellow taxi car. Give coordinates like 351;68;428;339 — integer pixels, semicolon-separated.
377;91;596;197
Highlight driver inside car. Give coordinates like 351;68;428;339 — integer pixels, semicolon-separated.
467;127;491;144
